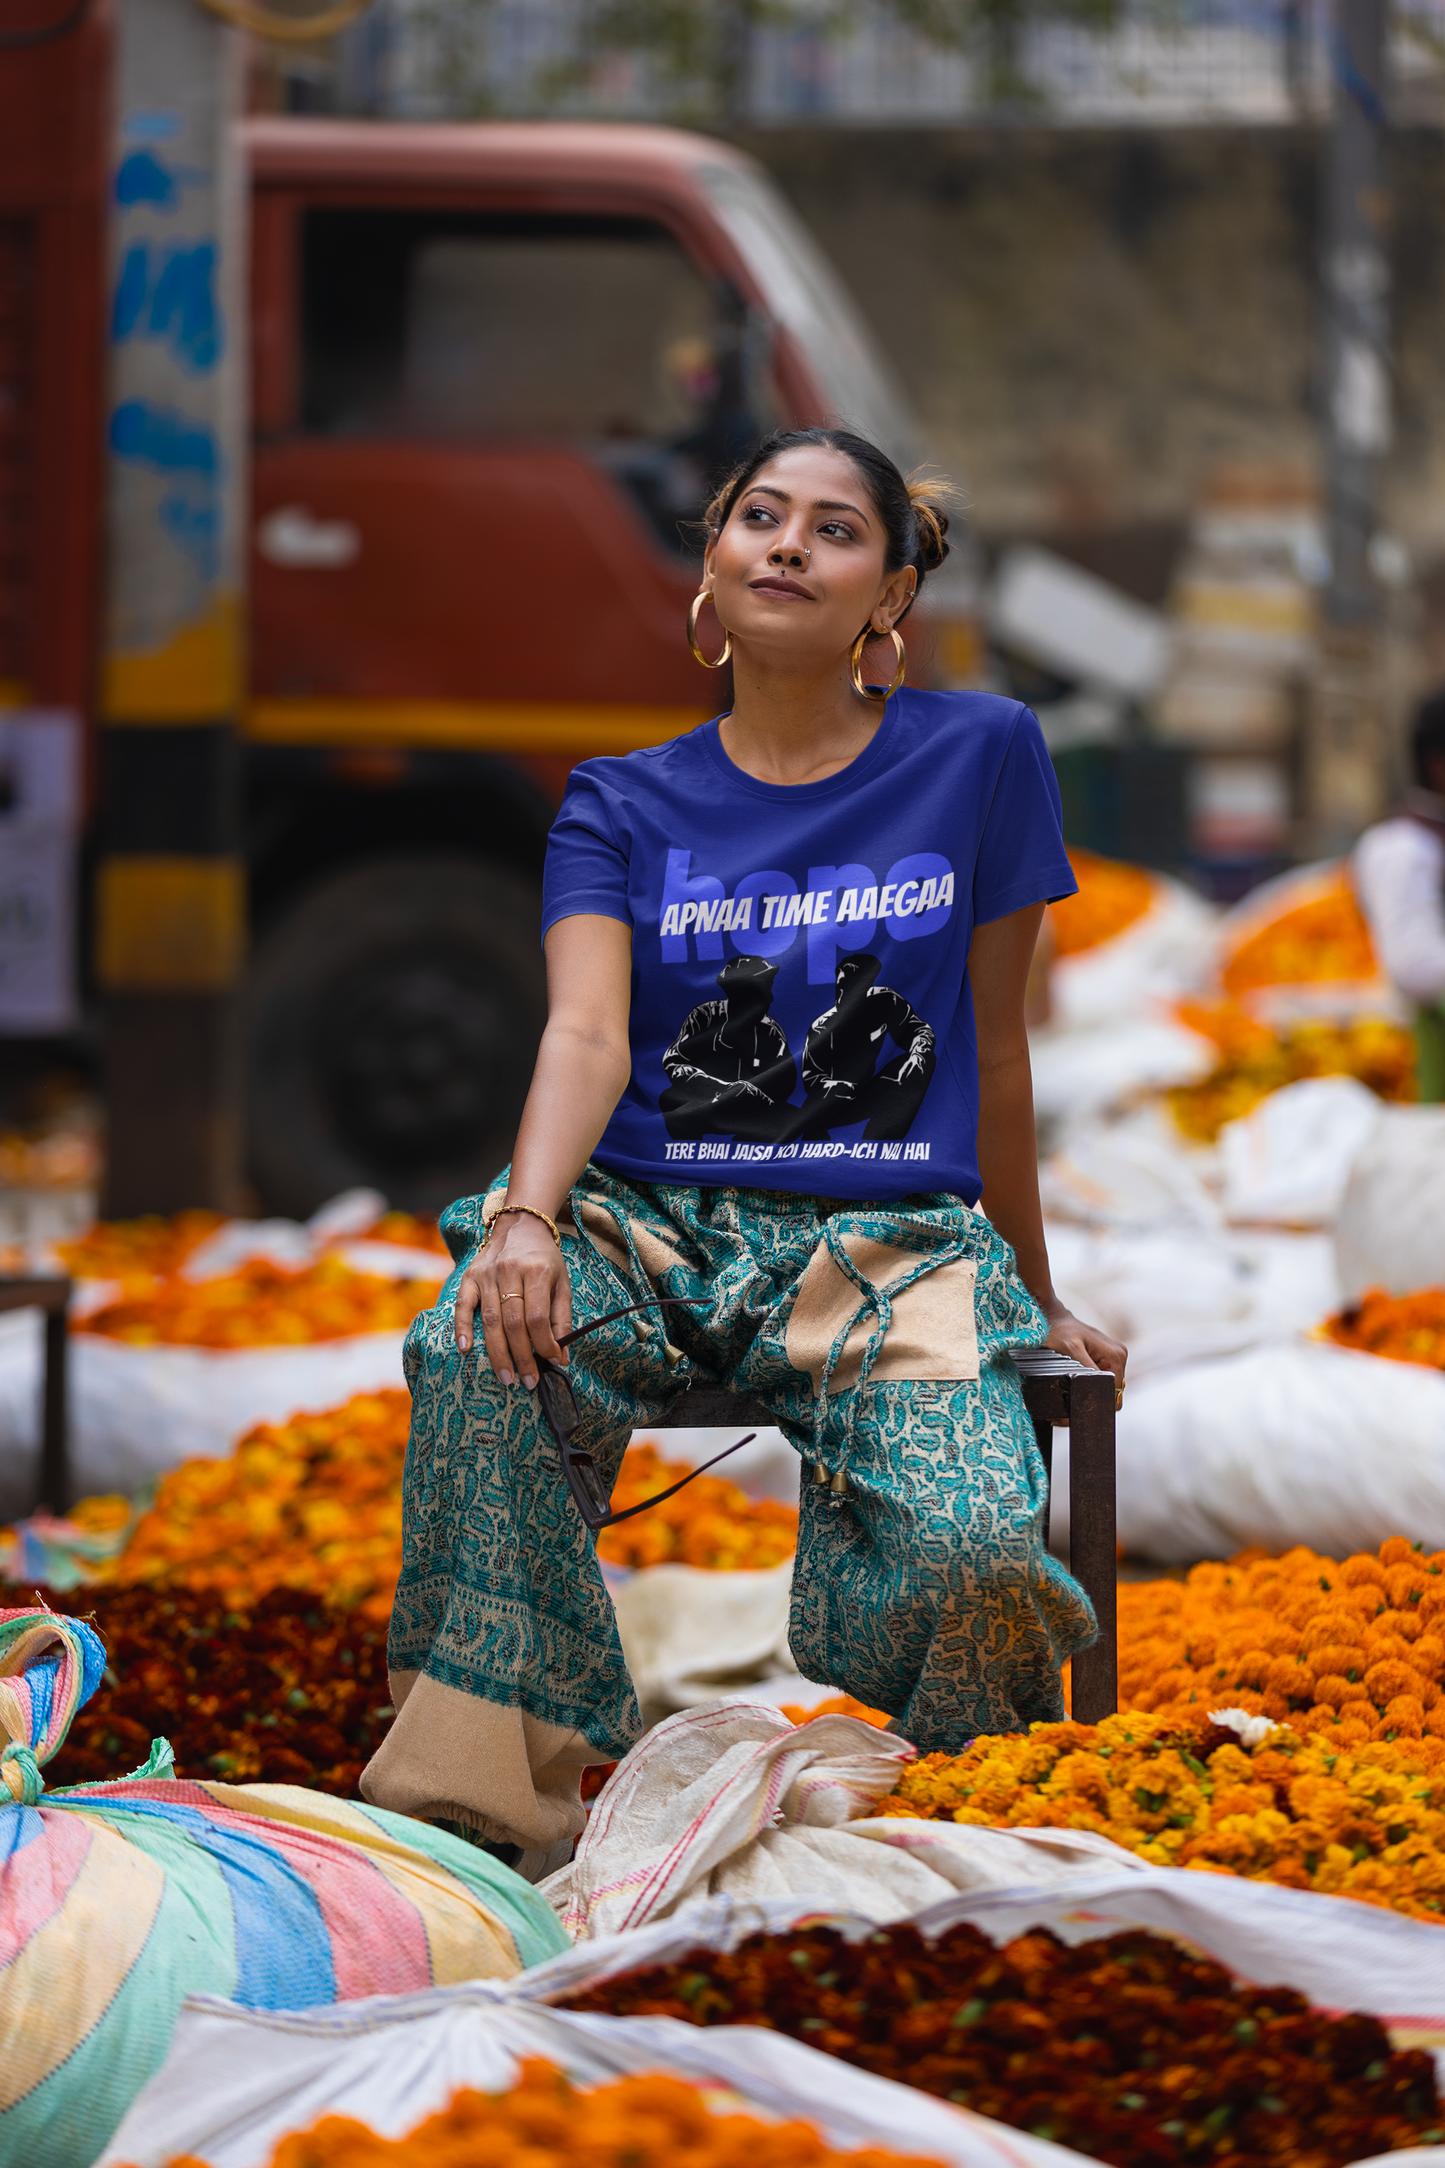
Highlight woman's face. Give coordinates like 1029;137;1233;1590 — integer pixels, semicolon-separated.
704;445;916;672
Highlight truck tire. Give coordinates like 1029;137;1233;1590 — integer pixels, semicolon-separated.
246;853;547;1219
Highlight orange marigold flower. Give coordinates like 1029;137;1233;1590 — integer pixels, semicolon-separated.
1310;1674;1353;1708
1340;1555;1390;1589
1364;1659;1421;1704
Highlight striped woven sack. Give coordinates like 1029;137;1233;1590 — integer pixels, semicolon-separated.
0;1603;570;2168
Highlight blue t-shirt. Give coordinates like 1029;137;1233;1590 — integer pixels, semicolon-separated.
540;686;1076;1204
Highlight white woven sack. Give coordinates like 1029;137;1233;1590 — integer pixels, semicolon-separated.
1049;877;1218;1031
611;1562;797;1722
0;1322;409;1517
100;1985;1094;2168
1106;1338;1445;1562
1028;1017;1214;1127
1336;1104;1445;1299
1218;1074;1383;1227
543;1703;1151;1943
102;1872;1445;2168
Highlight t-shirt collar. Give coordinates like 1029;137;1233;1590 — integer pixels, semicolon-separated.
700;688;905;802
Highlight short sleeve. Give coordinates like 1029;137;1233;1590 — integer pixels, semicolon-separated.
541;769;634;940
972;706;1077;925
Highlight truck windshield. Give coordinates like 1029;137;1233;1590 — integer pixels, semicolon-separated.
694;161;923;476
299;207;780;558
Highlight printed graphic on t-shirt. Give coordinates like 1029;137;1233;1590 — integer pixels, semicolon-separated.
661;950;937;1150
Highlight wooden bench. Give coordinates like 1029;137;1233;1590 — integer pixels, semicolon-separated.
0;1276;73;1515
666;1347;1118;1724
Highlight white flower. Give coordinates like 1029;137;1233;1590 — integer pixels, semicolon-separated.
1209;1707;1279;1750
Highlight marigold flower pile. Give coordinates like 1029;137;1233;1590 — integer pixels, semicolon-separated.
1221;871;1379;995
875;1541;1445;1923
57;1209;227;1284
1167;1000;1415;1142
1046;848;1154;956
880;1713;1445;1923
3;1579;393;1792
595;1443;799;1571
363;1211;450;1255
559;1920;1443;2166
21;1421;801;1619
56;1210;448;1347
76;1254;443;1348
133;2060;939;2168
1112;1538;1445;1740
96;1390;411;1618
1324;1289;1445;1371
55;1208;447;1282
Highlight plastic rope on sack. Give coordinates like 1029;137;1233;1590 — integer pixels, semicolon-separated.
0;1602;107;1800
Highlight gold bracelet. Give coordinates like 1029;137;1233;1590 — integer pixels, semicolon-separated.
484;1203;563;1250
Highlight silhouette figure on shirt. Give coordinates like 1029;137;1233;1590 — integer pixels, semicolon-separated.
660;955;798;1141
789;951;936;1141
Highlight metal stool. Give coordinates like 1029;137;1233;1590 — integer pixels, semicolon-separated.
0;1275;73;1515
664;1349;1117;1723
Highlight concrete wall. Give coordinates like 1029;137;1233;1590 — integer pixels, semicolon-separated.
737;125;1445;602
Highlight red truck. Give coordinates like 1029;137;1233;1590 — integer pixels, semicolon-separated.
2;29;976;1214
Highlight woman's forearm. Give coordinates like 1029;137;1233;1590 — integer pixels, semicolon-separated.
502;913;635;1221
976;1042;1057;1313
505;1015;632;1217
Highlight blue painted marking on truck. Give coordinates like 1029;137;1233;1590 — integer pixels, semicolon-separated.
115;149;177;208
111;243;221;373
110;400;218;475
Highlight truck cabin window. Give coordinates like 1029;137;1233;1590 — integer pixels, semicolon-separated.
299;208;778;559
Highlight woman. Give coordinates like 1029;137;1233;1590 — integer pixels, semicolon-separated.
361;428;1126;1878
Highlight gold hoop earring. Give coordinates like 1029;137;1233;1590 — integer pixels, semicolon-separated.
849;624;905;702
688;590;731;669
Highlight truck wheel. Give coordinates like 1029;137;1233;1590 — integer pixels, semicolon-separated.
246;853;546;1219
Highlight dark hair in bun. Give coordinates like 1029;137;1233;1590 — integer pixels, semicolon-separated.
704;427;953;621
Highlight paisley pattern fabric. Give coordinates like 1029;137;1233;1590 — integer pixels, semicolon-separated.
391;1168;1096;1770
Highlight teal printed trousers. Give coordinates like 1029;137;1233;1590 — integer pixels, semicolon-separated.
362;1168;1097;1853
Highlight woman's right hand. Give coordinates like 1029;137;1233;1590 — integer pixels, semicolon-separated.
454;1214;574;1390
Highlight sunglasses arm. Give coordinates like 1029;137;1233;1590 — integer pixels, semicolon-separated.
588;1433;757;1527
557;1294;708;1351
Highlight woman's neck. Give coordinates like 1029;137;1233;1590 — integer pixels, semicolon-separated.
719;648;885;787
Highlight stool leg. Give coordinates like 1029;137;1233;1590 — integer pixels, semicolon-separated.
1067;1370;1117;1723
1031;1414;1054;1552
40;1305;70;1516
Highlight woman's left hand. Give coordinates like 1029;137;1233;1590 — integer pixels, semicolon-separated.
1042;1303;1127;1401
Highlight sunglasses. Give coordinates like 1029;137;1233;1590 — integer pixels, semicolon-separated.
531;1297;755;1530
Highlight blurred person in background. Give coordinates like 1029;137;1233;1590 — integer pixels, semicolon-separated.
1353;690;1445;1101
362;428;1126;1876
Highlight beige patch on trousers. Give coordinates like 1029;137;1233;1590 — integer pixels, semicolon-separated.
785;1233;979;1390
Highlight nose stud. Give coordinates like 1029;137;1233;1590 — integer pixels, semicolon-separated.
770;545;811;567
